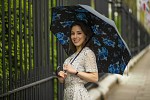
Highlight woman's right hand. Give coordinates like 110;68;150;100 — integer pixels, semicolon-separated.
57;71;67;83
58;71;67;78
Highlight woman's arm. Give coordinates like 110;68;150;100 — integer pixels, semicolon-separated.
75;71;98;82
63;64;98;83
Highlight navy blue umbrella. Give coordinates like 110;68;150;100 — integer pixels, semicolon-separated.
50;4;131;75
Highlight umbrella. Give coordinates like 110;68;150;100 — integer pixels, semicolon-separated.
50;4;131;75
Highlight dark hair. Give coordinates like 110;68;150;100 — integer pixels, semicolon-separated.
69;21;93;54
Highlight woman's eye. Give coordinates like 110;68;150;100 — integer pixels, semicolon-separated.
77;32;82;35
71;32;74;35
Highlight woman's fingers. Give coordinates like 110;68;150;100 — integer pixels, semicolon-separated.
58;71;67;78
63;64;76;74
63;64;67;70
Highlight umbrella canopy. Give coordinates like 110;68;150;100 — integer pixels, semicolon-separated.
50;4;131;75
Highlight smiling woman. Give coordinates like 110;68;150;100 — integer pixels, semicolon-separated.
57;21;98;100
50;4;132;99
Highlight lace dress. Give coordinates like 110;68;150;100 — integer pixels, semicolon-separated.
63;47;98;100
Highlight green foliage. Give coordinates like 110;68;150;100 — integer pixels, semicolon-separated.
0;0;60;100
0;0;34;78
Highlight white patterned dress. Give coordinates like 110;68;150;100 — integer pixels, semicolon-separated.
63;47;98;100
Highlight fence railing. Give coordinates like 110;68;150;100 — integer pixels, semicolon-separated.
0;0;59;100
0;75;57;98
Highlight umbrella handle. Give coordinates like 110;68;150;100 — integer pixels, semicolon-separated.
56;65;67;77
56;65;61;76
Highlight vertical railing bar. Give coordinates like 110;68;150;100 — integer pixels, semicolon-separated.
132;17;135;53
46;1;52;97
36;0;40;99
50;1;56;100
56;1;60;100
32;86;34;100
45;81;48;100
37;0;40;81
39;0;43;79
24;0;27;83
38;0;41;99
33;0;37;83
24;0;27;97
28;0;32;85
23;0;27;99
44;82;47;100
134;20;138;53
19;0;23;99
6;78;9;100
39;0;43;97
19;0;23;86
36;85;38;100
50;0;54;74
32;87;33;100
57;1;65;100
29;88;31;100
44;0;48;77
28;0;32;86
46;0;50;77
13;0;18;90
0;78;2;98
43;0;46;78
56;1;61;100
42;84;45;100
57;37;60;100
40;0;44;80
128;13;131;52
44;0;47;77
33;0;38;99
51;1;56;99
8;0;13;99
2;0;6;96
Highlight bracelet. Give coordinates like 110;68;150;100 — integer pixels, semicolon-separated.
75;71;78;75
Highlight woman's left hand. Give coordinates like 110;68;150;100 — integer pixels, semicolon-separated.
63;64;77;74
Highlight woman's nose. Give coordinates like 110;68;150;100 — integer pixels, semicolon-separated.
74;33;77;38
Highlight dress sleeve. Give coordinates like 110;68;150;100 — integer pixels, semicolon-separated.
84;49;98;72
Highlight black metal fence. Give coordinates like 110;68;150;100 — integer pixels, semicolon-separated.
0;0;150;100
0;0;58;100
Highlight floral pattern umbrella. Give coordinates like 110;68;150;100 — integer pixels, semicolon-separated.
50;4;131;75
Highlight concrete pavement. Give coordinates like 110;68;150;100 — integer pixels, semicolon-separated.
106;45;150;100
88;45;150;100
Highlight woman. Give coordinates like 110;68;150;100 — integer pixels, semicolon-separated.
58;21;98;100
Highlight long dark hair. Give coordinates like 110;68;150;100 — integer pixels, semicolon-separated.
69;21;93;54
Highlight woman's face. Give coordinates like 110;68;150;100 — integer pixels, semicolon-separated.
71;25;86;50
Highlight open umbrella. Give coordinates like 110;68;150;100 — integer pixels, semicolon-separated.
50;4;131;75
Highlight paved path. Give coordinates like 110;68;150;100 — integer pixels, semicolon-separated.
106;49;150;100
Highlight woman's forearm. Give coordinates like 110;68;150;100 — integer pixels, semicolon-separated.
76;71;98;82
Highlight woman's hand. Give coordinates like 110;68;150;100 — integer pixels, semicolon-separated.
58;71;67;78
57;71;67;83
63;64;77;74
